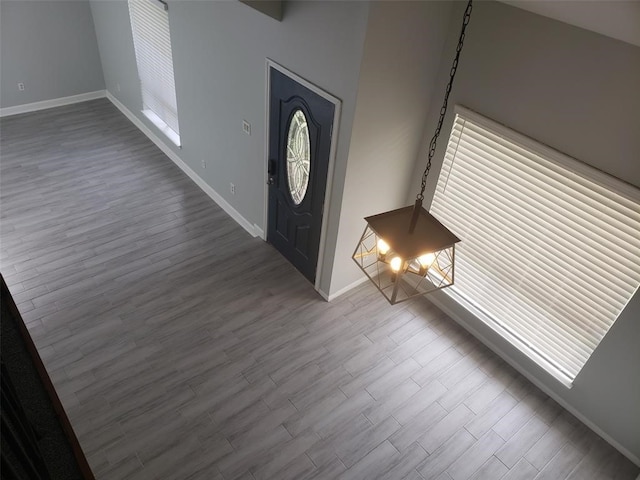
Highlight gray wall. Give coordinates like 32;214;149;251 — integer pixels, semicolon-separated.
411;1;640;461
239;1;283;21
328;0;454;297
89;0;370;295
0;0;104;108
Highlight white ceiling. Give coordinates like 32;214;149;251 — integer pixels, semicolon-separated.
500;1;640;47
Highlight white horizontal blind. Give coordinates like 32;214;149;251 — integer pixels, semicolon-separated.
431;106;640;383
128;0;180;135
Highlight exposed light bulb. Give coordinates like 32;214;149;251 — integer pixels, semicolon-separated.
390;257;402;272
418;253;435;269
377;239;390;255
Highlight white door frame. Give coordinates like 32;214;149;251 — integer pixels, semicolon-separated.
263;59;342;296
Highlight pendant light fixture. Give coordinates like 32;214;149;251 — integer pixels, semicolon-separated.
352;0;473;305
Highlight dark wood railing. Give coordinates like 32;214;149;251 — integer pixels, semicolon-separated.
1;275;95;480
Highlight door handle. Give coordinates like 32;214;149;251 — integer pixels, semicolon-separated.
268;159;277;175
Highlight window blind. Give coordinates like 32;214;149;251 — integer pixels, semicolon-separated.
128;0;180;136
430;106;640;384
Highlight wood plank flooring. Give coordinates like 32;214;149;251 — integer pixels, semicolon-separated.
1;99;638;480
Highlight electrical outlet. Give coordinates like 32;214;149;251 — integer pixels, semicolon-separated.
242;120;251;136
201;160;206;169
230;183;236;194
17;82;25;91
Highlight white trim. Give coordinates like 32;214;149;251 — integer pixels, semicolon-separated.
428;291;640;468
0;90;106;118
264;59;343;297
253;224;264;239
326;276;369;302
262;64;271;242
141;109;181;147
106;91;260;238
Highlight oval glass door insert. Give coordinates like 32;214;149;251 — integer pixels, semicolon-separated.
286;109;311;205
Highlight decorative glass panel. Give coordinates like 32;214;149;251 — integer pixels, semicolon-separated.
286;109;311;205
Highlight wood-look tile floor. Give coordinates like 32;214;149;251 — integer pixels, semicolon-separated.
1;99;638;480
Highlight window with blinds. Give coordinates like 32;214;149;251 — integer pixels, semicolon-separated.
128;0;180;145
430;106;640;385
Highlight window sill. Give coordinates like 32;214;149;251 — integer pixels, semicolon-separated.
442;287;575;389
142;109;181;147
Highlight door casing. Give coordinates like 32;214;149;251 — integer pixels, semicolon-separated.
263;59;342;297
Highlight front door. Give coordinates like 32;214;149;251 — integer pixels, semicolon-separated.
267;68;335;283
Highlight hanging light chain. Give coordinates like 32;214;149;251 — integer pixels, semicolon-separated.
417;0;473;202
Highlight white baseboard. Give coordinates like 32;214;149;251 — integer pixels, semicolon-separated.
106;91;261;239
428;294;640;468
0;90;106;118
253;224;265;240
326;275;369;302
